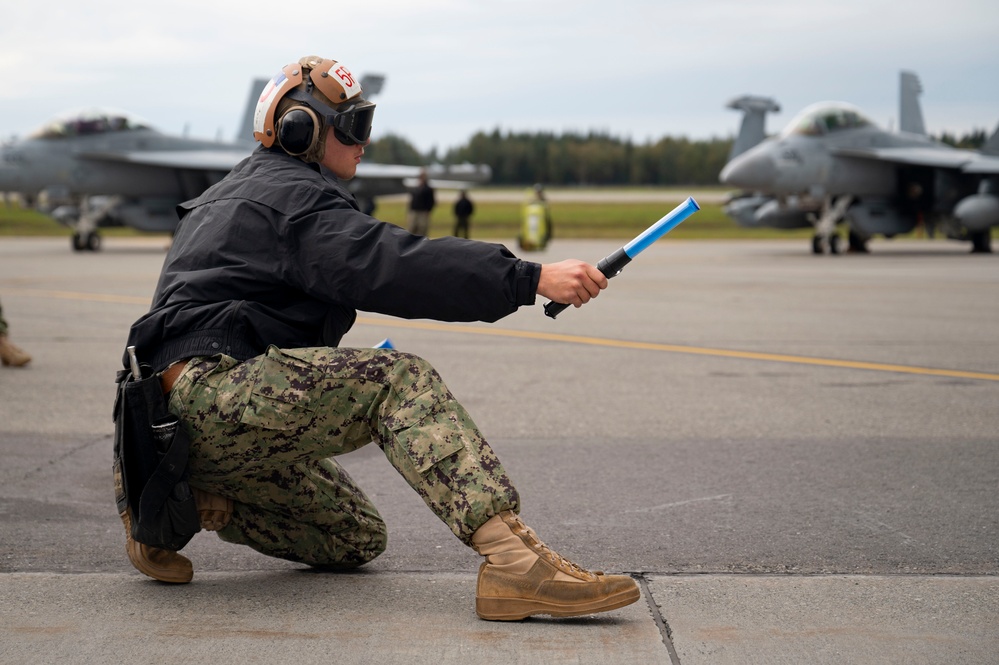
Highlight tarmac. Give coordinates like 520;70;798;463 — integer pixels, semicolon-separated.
1;235;998;664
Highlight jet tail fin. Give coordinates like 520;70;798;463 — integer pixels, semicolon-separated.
980;124;999;156
236;78;269;145
359;74;386;97
899;71;926;136
725;95;780;161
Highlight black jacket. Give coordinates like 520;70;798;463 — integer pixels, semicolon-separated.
125;148;540;372
409;183;435;212
454;196;474;219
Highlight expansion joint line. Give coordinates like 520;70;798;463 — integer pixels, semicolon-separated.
634;573;681;665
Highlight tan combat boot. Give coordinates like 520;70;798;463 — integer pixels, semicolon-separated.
0;335;31;367
192;486;233;531
118;489;231;583
471;510;640;621
120;509;193;584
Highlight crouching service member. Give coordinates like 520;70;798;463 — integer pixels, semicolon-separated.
119;55;639;621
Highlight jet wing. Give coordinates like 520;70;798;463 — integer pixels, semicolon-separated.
78;149;251;172
355;163;492;183
74;152;492;196
354;163;492;189
354;163;423;179
832;146;999;174
960;158;999;174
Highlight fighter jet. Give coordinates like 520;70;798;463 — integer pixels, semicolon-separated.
719;71;999;254
0;75;489;251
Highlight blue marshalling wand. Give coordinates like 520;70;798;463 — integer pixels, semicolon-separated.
543;196;701;319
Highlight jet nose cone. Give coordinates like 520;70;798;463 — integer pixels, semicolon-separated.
720;149;776;190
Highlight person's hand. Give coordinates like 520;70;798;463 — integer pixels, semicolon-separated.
537;260;608;308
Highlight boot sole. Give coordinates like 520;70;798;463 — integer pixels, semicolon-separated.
126;542;193;584
476;585;641;621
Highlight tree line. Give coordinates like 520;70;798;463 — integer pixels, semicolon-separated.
365;130;733;186
937;129;992;151
364;127;993;187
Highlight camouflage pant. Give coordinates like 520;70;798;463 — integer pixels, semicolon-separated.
166;346;520;567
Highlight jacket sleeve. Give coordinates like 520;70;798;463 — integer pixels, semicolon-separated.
286;200;540;323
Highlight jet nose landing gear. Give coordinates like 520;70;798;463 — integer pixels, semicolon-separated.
63;195;119;252
71;231;102;252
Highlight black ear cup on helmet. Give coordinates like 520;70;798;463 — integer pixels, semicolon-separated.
276;107;320;156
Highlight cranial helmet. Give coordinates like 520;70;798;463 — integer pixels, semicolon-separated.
252;55;376;160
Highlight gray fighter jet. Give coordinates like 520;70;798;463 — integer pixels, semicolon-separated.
0;75;489;251
719;71;999;254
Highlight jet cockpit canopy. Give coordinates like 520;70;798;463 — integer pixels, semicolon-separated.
29;108;154;139
780;102;874;137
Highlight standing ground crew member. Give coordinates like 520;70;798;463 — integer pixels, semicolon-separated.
120;55;639;621
453;189;474;238
406;169;436;236
519;183;552;251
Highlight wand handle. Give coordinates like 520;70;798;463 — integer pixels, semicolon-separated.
543;248;631;319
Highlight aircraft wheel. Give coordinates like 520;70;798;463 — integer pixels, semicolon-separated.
811;235;824;255
848;230;870;254
71;232;87;252
85;232;102;251
828;234;840;255
970;231;992;254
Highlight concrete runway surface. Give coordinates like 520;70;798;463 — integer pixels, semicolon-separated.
1;235;997;664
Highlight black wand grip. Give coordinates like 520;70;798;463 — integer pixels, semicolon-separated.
596;247;633;278
544;248;632;319
542;301;571;319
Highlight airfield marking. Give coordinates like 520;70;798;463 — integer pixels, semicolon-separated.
8;288;998;383
8;288;151;305
355;316;999;383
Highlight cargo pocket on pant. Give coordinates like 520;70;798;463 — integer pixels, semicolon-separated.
230;346;320;431
388;389;467;475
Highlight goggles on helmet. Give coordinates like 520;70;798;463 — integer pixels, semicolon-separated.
287;88;375;146
328;100;376;146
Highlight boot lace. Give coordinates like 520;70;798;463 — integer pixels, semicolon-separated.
505;514;597;579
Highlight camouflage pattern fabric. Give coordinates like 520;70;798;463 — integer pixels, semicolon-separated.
165;346;520;567
0;301;8;337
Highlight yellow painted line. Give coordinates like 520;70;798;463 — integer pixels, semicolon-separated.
356;316;999;383
8;288;995;383
4;288;150;305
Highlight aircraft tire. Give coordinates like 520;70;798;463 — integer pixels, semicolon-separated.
86;232;102;252
811;235;824;255
829;235;840;255
969;231;992;254
848;230;870;254
71;233;87;252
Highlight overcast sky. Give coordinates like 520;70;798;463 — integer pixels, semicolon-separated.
2;0;997;154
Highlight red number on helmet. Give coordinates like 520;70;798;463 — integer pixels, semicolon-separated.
334;66;356;89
